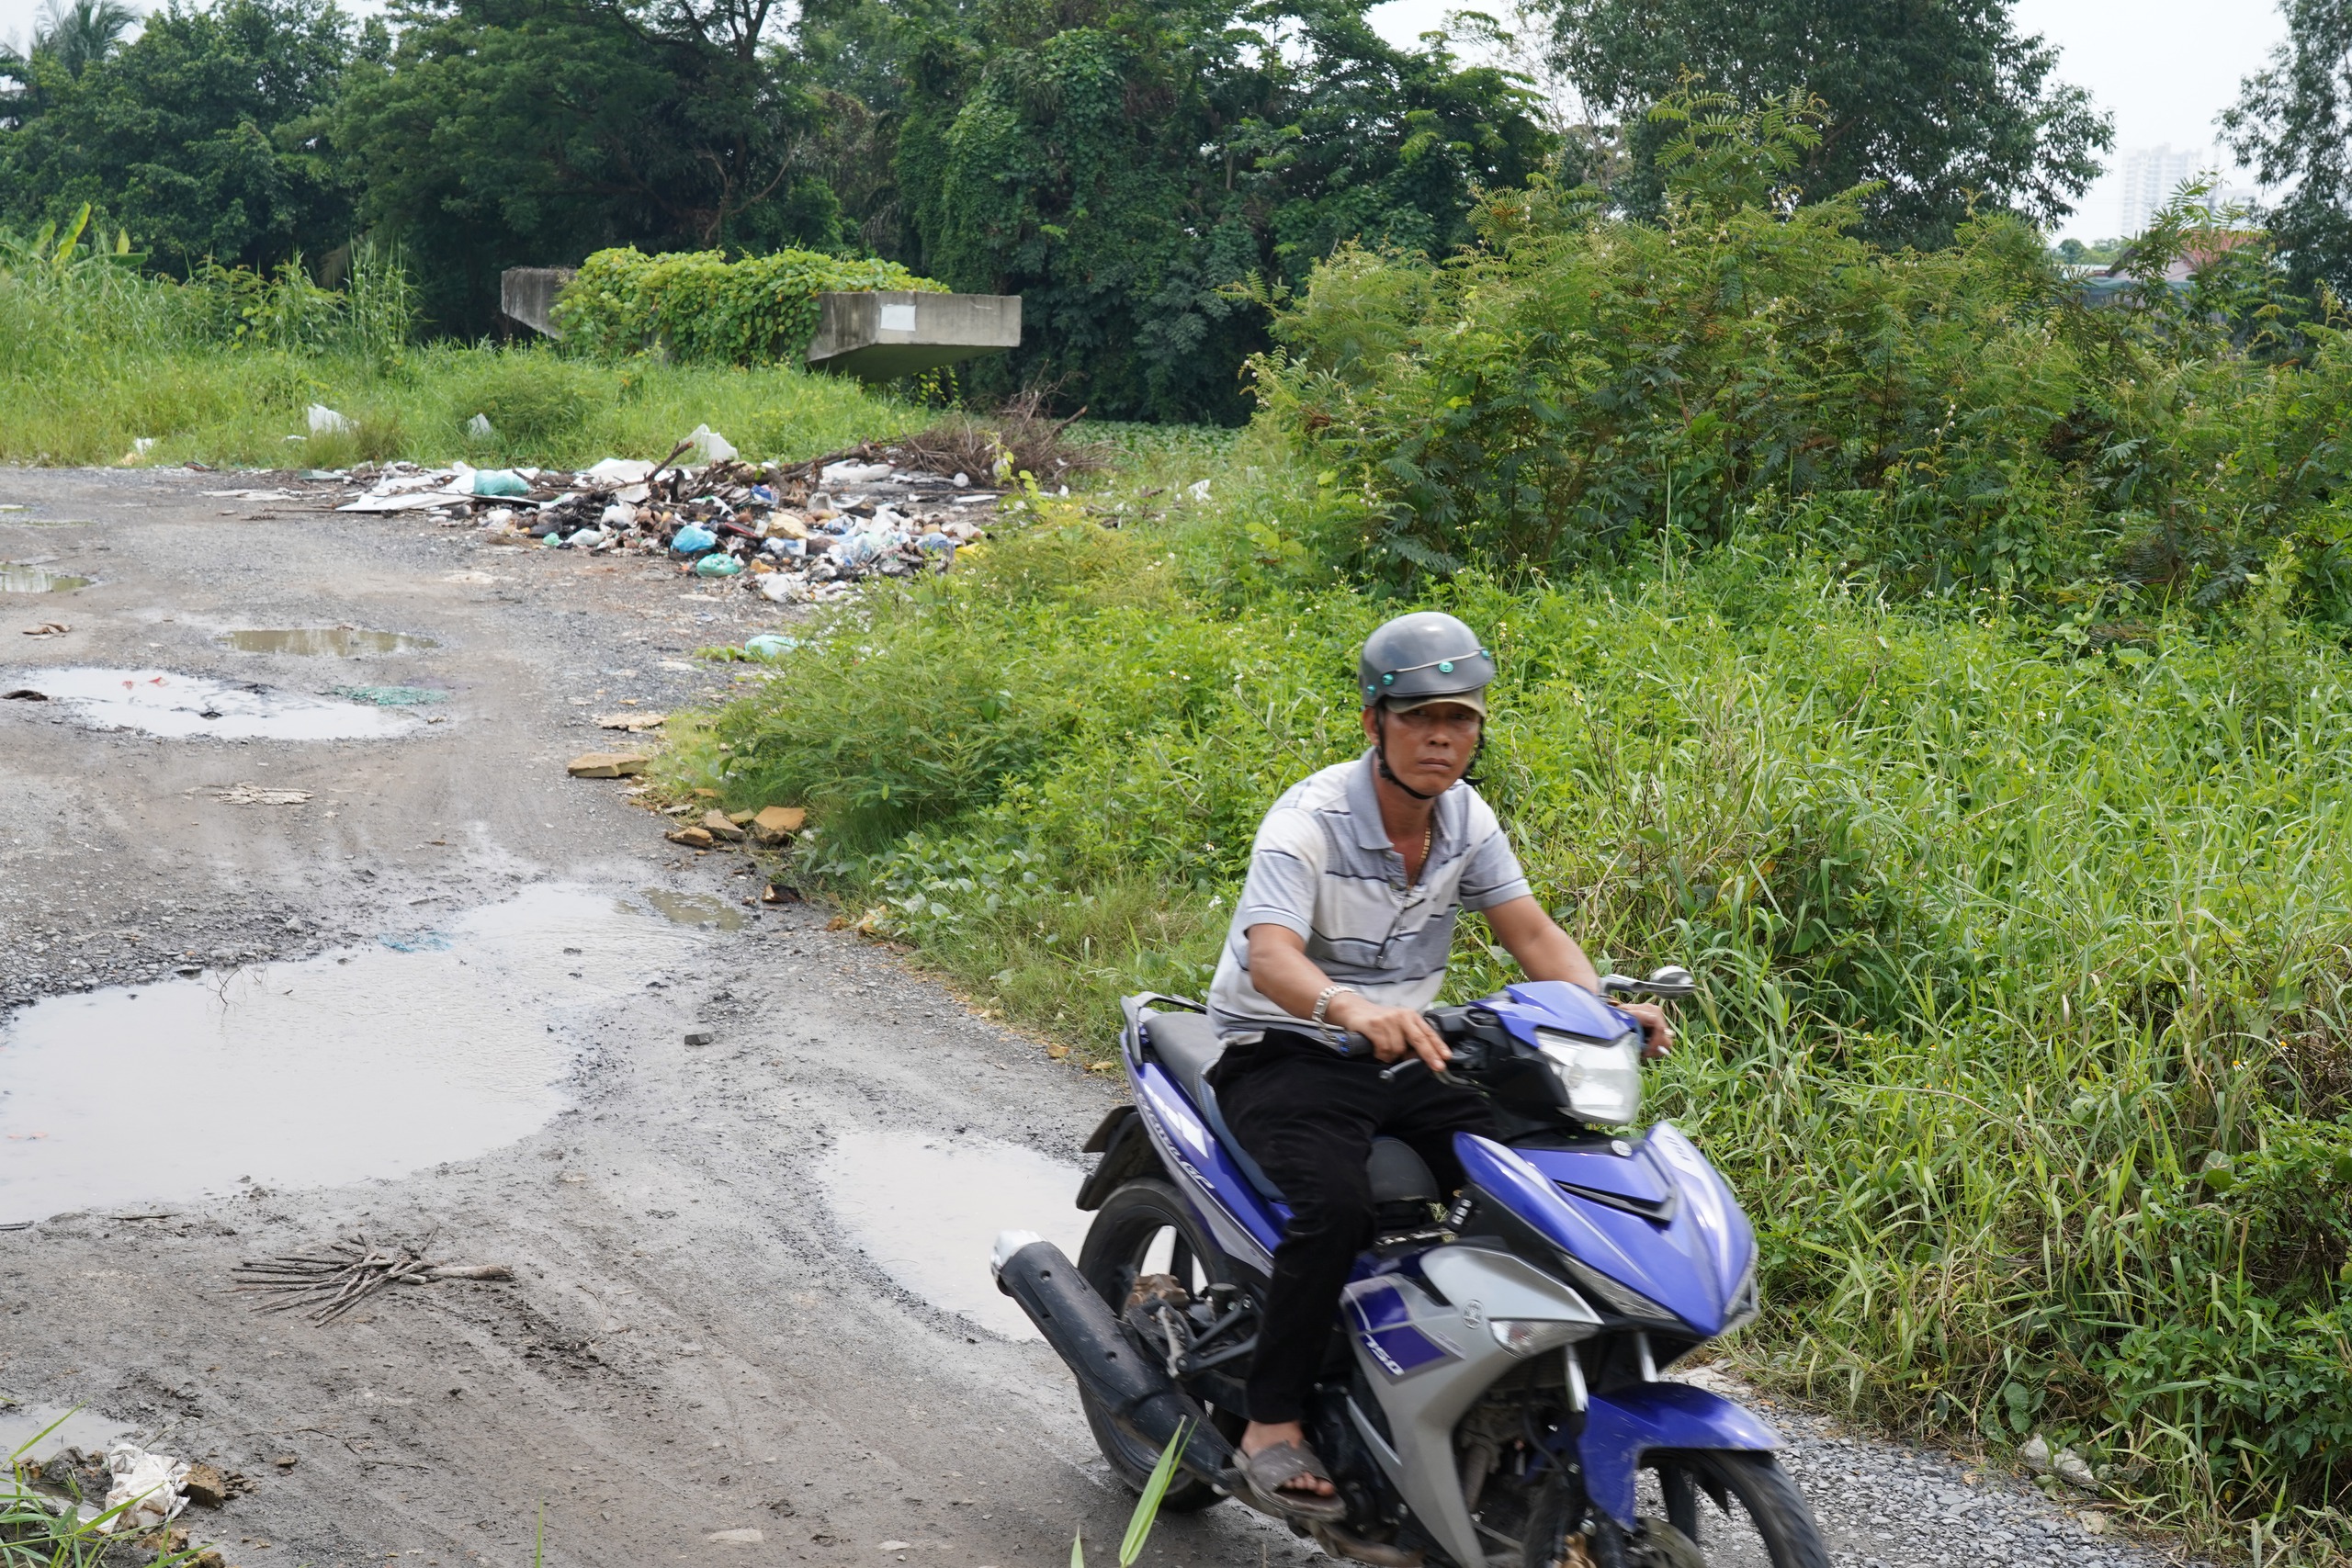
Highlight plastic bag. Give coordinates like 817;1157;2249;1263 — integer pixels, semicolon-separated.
694;553;743;578
671;524;718;555
686;424;739;464
102;1442;189;1534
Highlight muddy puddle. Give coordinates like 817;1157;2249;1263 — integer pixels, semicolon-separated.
0;886;714;1224
818;1129;1088;1340
0;668;419;739
1;563;93;592
634;889;747;931
0;1404;131;1463
221;627;439;656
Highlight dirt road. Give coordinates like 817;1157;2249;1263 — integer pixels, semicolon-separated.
0;469;2175;1568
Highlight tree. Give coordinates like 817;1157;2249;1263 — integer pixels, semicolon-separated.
0;0;355;271
833;0;1553;421
1545;0;2111;250
335;0;844;333
2223;0;2352;299
32;0;144;75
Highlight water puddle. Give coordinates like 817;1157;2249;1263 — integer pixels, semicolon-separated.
222;628;440;656
1;563;93;592
819;1129;1088;1340
632;889;746;931
0;1405;131;1463
0;886;712;1223
0;668;418;739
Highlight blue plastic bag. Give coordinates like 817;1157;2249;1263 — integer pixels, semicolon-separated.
671;524;718;555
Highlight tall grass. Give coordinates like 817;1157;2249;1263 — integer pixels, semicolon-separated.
0;244;916;468
673;441;2352;1559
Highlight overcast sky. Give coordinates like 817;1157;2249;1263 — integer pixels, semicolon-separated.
1;0;2294;241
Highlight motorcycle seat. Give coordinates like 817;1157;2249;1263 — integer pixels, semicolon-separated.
1139;1010;1441;1210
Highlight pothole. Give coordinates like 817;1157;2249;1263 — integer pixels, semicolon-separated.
0;886;710;1223
0;1404;131;1462
817;1128;1087;1340
0;668;423;739
632;889;747;931
221;628;440;656
1;563;94;592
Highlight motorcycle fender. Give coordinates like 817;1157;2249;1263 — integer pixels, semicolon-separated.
1076;1107;1160;1211
1577;1382;1782;1529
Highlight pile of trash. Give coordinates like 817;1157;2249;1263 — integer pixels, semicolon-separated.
329;428;998;603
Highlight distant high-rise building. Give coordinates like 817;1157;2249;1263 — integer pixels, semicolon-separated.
2119;145;2213;236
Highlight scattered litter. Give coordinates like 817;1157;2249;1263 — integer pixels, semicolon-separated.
684;1031;715;1045
693;554;742;578
751;806;805;843
307;404;354;436
1187;479;1211;501
569;750;650;778
17;621;66;637
707;1529;763;1545
217;784;312;806
742;634;797;659
595;711;666;731
671;524;718;556
686;424;740;463
232;1234;514;1324
101;1441;190;1534
466;413;495;439
762;883;801;904
876;1543;909;1553
331;684;447;707
822;460;892;486
455;467;530;498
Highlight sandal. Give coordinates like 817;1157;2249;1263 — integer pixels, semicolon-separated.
1238;1439;1348;1522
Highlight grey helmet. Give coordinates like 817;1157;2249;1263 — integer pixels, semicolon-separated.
1358;611;1495;712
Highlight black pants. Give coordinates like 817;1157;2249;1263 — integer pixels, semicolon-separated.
1214;1032;1497;1425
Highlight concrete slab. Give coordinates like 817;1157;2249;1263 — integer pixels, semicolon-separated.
807;290;1022;380
500;266;575;338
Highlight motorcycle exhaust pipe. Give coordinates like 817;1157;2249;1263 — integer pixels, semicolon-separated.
992;1232;1236;1485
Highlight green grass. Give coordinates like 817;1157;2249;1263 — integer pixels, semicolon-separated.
673;431;2352;1562
0;339;916;469
0;252;918;469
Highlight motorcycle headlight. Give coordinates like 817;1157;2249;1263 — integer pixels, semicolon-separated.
1489;1317;1589;1358
1535;1028;1644;1124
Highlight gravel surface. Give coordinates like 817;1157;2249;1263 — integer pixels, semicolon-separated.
0;467;2212;1568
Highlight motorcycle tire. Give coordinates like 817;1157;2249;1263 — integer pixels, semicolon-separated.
1074;1178;1247;1512
1523;1450;1828;1568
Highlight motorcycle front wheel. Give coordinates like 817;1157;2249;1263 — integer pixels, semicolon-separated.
1073;1178;1247;1512
1524;1450;1828;1568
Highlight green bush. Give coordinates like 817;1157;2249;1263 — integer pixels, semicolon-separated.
442;348;599;452
551;247;944;365
1251;93;2346;618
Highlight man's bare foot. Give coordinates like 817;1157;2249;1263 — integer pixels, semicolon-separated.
1239;1419;1336;1497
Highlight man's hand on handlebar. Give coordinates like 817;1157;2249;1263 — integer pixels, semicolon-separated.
1620;999;1672;1059
1327;991;1451;1074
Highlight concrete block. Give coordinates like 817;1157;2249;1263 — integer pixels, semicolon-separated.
502;267;576;338
807;291;1021;380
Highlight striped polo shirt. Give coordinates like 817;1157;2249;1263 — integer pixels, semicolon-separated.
1207;750;1533;1039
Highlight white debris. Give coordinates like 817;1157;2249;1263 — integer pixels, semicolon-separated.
687;424;740;463
821;460;893;485
101;1442;189;1533
307;404;355;436
466;412;495;438
1186;479;1211;501
585;457;655;486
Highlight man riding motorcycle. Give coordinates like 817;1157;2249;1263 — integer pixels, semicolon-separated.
1205;610;1672;1520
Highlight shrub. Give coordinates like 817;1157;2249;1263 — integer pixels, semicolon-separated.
551;247;944;365
440;349;600;452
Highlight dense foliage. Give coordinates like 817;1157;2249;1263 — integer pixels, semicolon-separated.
334;0;852;334
865;0;1555;419
1546;0;2109;250
551;244;939;363
1253;97;2345;616
2226;0;2352;302
0;0;356;273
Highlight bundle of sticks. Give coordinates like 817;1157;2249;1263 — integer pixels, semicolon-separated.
232;1235;514;1324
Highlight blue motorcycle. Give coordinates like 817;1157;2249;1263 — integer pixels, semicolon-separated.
993;970;1826;1568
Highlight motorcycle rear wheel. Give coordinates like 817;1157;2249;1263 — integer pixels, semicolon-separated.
1074;1178;1246;1512
1524;1450;1827;1568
